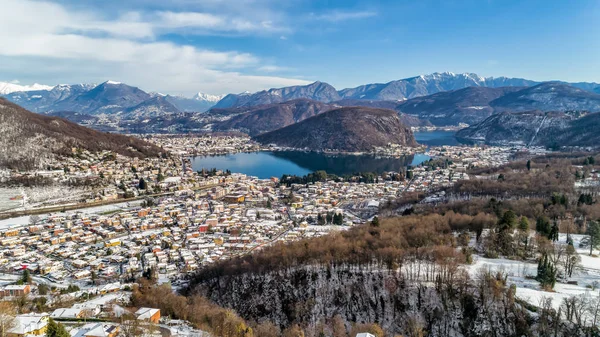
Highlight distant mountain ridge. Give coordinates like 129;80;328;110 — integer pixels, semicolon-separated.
213;99;334;136
2;82;223;118
395;82;600;126
211;72;600;109
213;81;340;109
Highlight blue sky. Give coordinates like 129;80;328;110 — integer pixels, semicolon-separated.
0;0;598;95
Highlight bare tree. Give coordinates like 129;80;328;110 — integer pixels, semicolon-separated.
0;302;16;337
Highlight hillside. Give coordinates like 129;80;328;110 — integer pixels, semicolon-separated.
254;107;416;151
212;99;334;135
454;110;600;147
0;98;162;169
490;82;600;112
213;81;341;109
123;96;181;119
396;86;523;126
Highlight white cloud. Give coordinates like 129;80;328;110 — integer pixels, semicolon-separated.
257;65;293;73
311;10;377;22
0;0;308;95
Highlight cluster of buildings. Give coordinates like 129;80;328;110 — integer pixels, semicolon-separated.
6;306;164;337
147;134;262;156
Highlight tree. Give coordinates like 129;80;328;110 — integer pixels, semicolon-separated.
563;243;581;278
518;216;529;232
526;160;531;171
587;220;600;256
29;215;40;226
498;210;517;230
46;318;70;337
537;254;557;289
0;302;16;337
371;216;380;227
317;214;325;226
549;222;559;242
21;269;31;284
536;216;551;238
138;178;147;190
266;200;272;209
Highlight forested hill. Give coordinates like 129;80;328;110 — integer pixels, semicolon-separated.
0;98;162;169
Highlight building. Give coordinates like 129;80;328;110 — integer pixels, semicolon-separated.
51;308;84;319
356;334;375;337
135;307;160;323
1;285;31;298
8;313;49;337
72;323;119;337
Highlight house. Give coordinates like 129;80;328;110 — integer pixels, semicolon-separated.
356;333;375;337
51;308;83;319
1;285;30;297
8;313;49;337
72;323;119;337
135;307;160;323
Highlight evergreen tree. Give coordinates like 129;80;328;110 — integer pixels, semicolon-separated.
46;318;70;337
586;220;600;256
498;210;517;230
21;269;31;284
549;221;559;241
518;216;529;232
371;216;380;227
536;216;551;237
138;178;147;190
526;160;531;171
536;254;557;289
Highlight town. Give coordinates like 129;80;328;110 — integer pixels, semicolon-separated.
0;134;540;336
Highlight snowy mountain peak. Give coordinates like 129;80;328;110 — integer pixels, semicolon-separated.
193;92;225;102
0;82;53;95
104;80;122;85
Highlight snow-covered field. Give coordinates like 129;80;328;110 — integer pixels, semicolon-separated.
0;200;143;229
0;188;22;212
467;233;600;310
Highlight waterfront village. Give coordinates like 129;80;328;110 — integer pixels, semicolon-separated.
0;135;549;336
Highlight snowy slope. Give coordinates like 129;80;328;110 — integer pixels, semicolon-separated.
0;82;53;95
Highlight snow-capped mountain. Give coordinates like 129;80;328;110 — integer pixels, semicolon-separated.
213;81;340;109
164;92;224;112
0;82;53;95
338;72;537;101
193;92;225;103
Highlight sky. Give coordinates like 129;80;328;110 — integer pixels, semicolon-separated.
0;0;598;96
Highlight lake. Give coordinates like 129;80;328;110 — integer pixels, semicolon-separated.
414;130;460;146
191;131;458;179
191;152;430;179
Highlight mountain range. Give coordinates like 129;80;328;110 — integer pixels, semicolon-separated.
3;72;600;147
213;72;600;109
1;81;222;118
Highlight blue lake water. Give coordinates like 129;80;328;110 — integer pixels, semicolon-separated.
191;131;457;179
414;130;459;146
191;152;430;179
